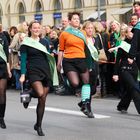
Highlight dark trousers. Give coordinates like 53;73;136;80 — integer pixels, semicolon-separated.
117;70;140;113
89;62;99;95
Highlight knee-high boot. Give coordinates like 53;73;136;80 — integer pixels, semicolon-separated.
0;104;6;129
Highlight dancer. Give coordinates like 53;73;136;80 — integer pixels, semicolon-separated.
57;12;93;118
20;20;58;136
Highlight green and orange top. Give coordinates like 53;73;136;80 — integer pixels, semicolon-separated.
59;26;86;59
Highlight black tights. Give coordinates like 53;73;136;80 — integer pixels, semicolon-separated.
31;81;49;127
66;70;89;93
0;79;7;118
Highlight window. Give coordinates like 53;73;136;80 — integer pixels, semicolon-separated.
100;0;106;6
53;0;62;26
54;0;61;10
18;3;25;23
122;0;132;3
75;0;82;9
0;7;2;24
35;0;42;12
7;5;10;27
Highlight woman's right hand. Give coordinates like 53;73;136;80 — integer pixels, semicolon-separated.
112;75;119;82
19;74;25;84
57;64;62;73
108;47;118;53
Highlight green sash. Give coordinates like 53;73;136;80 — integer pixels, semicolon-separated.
87;39;99;61
65;26;92;69
137;71;140;81
134;22;140;30
114;32;121;58
21;37;59;86
0;44;7;62
119;41;131;53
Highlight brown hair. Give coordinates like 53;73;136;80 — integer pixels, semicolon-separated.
9;26;18;34
67;11;81;21
28;20;41;37
133;1;140;6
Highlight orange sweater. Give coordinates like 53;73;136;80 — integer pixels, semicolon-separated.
59;31;85;58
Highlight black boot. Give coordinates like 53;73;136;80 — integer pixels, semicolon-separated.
22;89;32;109
78;101;87;115
0;118;6;129
34;124;45;136
83;99;94;118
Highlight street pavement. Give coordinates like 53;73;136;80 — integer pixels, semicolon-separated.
0;89;140;140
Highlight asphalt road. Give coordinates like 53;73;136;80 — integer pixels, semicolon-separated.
0;89;140;140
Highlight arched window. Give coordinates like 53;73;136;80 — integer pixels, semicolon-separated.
100;0;106;6
75;0;82;9
35;0;42;13
7;5;10;27
18;3;25;23
0;5;2;24
53;0;62;26
54;0;61;10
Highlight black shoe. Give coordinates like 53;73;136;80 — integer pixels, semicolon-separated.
34;124;45;136
117;107;127;114
83;100;94;118
78;101;88;115
23;94;31;109
0;118;6;129
23;102;30;109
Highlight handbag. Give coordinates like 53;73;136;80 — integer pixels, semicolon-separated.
98;33;107;61
99;49;107;61
20;84;31;103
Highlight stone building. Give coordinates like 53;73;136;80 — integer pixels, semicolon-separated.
0;0;135;29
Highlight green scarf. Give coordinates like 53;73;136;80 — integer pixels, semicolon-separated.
114;32;121;58
134;22;140;30
87;39;99;61
0;44;7;62
21;37;59;86
118;41;131;53
137;71;140;81
65;26;92;69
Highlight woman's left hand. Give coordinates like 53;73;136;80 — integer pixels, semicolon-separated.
7;63;12;78
8;71;12;78
112;75;119;82
127;58;134;64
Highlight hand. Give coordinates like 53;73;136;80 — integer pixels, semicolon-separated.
19;74;25;84
57;64;62;73
112;75;119;82
108;47;118;53
6;63;12;78
8;71;12;78
127;58;134;64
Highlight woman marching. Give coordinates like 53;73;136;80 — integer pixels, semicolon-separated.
57;12;94;118
19;20;58;136
0;24;11;129
81;20;99;106
109;26;140;114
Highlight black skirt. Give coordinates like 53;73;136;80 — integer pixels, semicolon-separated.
0;63;8;79
27;65;52;87
62;58;88;74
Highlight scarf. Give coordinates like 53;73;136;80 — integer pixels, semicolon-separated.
0;44;7;62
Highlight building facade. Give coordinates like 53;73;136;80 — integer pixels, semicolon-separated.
0;0;135;29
